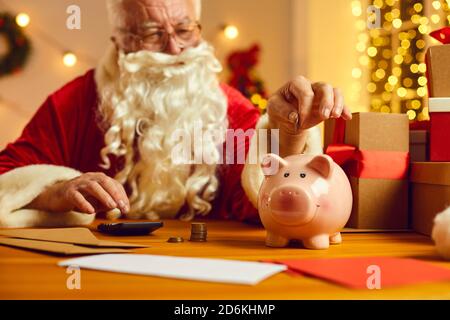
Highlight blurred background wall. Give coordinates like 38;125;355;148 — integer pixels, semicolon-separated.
0;0;361;148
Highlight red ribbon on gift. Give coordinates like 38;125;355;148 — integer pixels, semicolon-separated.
409;120;430;131
325;118;409;180
430;27;450;44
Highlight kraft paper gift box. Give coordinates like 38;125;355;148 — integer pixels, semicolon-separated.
426;27;450;97
325;113;410;229
410;162;450;236
410;130;428;162
323;119;337;152
428;98;450;162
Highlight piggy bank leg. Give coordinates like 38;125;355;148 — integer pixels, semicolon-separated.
265;232;289;248
302;234;330;250
329;232;342;245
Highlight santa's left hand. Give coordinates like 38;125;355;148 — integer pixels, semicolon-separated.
267;76;352;156
267;76;352;149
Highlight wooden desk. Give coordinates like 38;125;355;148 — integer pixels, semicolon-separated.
1;220;449;300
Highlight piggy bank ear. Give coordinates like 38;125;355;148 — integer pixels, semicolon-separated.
261;154;288;176
307;155;334;178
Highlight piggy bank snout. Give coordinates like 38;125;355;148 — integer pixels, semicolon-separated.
268;185;316;225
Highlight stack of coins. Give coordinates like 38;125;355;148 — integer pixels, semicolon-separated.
167;237;184;243
190;223;207;242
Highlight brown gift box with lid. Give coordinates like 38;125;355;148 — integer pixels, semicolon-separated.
426;44;450;97
324;113;410;229
410;162;450;236
426;27;450;97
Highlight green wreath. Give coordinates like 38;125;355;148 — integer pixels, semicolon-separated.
0;12;32;77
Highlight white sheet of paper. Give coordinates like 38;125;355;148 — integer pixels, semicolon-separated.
58;254;286;285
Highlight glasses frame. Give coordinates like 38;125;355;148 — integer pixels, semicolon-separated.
118;21;202;53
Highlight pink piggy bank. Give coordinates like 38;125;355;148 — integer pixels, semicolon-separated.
258;154;352;250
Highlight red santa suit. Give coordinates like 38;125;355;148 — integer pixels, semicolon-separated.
0;48;323;228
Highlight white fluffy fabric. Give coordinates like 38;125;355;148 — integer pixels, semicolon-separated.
0;165;95;228
97;41;228;220
432;207;450;260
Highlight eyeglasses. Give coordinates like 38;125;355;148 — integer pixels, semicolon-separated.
119;22;202;53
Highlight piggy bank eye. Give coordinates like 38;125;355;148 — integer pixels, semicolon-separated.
284;173;290;178
300;173;307;178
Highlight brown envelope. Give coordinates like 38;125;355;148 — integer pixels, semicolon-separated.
0;228;148;248
0;237;129;255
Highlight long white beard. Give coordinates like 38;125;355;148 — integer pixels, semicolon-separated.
98;41;228;220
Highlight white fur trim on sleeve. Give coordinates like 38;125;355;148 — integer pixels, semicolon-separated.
241;113;324;209
0;165;95;228
432;207;450;260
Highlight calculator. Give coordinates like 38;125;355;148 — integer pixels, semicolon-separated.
97;222;163;236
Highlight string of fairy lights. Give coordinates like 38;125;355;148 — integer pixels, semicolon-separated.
8;1;450;122
0;3;95;117
1;2;242;70
0;1;96;68
14;13;87;67
351;0;450;121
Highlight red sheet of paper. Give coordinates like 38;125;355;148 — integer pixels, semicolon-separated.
275;257;450;289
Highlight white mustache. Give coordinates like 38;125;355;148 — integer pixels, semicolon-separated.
118;41;223;78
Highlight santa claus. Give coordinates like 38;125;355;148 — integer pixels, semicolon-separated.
0;0;351;228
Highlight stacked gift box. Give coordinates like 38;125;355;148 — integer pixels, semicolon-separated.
324;113;410;230
409;121;428;163
410;27;450;236
324;27;450;235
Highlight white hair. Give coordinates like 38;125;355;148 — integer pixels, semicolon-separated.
107;0;202;28
98;41;228;220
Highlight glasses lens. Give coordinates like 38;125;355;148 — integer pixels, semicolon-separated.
176;25;200;42
130;23;201;52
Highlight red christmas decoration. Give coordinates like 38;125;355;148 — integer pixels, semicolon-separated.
430;27;450;44
0;12;32;77
226;44;268;106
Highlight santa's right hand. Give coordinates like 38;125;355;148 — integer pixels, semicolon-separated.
55;172;130;214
